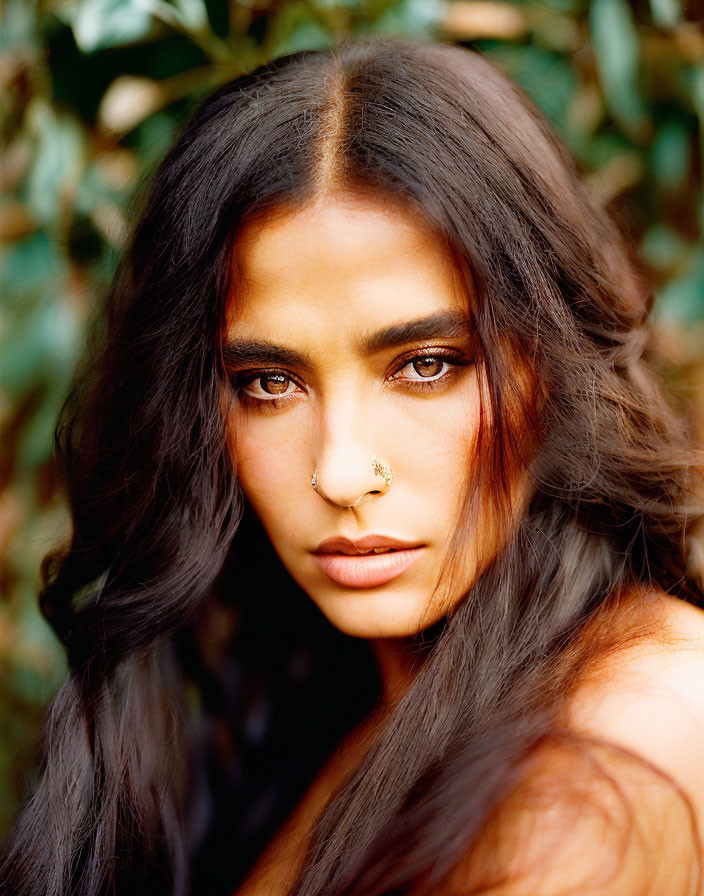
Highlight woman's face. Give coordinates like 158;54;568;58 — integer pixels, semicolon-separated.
223;192;519;639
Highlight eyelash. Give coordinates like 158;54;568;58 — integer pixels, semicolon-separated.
230;349;474;412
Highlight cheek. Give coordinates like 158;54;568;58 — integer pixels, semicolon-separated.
227;409;307;520
407;380;484;568
405;378;481;483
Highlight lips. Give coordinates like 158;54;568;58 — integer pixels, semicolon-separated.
312;534;424;588
314;534;420;555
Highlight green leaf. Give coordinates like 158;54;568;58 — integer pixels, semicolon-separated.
541;0;587;12
576;129;634;169
23;102;85;228
16;400;58;469
652;247;704;324
650;117;692;192
0;232;66;307
641;223;688;269
589;0;648;131
267;3;336;58
484;45;577;134
68;0;154;52
689;66;704;232
370;0;445;37
0;0;38;50
127;109;181;168
311;0;365;9
0;296;78;401
649;0;682;27
172;0;208;30
274;20;335;56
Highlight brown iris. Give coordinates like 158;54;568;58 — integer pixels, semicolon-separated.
260;373;290;394
413;357;443;377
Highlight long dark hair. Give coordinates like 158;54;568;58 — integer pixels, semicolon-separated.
2;33;703;896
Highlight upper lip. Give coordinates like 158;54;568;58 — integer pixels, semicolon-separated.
313;535;422;555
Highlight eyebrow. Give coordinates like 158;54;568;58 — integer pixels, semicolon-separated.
221;310;472;370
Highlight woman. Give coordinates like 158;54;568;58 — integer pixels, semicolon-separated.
2;32;704;896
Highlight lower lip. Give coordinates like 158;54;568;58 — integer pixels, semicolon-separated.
312;548;423;588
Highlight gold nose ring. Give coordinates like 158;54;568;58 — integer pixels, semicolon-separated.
311;468;320;493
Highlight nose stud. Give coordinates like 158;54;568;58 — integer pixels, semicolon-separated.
311;455;393;503
371;454;393;488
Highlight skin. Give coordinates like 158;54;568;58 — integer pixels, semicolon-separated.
222;191;529;701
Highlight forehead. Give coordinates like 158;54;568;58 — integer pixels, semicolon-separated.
226;193;469;335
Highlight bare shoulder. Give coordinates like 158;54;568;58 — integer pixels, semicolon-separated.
565;591;704;802
446;590;704;896
553;590;704;893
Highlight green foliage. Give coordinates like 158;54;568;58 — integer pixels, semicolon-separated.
1;0;702;839
590;0;648;130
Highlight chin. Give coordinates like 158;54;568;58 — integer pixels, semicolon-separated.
312;590;445;640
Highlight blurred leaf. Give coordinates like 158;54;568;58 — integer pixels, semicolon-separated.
0;231;67;308
8;657;57;705
484;44;577;134
0;296;78;402
98;75;167;135
16;402;57;470
690;65;704;232
693;65;704;116
650;116;693;191
575;128;634;168
539;0;587;12
23;101;85;229
589;0;648;132
649;0;682;27
171;0;209;30
267;2;336;57
97;66;217;136
530;9;581;54
125;108;181;166
0;0;37;49
653;246;704;324
440;1;529;42
641;222;688;269
65;0;155;52
584;148;645;205
370;0;445;36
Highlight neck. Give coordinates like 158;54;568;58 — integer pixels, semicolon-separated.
370;636;423;709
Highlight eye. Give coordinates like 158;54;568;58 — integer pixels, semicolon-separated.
387;349;475;394
398;355;449;381
239;371;300;401
392;353;461;384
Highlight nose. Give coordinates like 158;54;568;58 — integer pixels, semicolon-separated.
312;402;391;508
312;456;391;507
